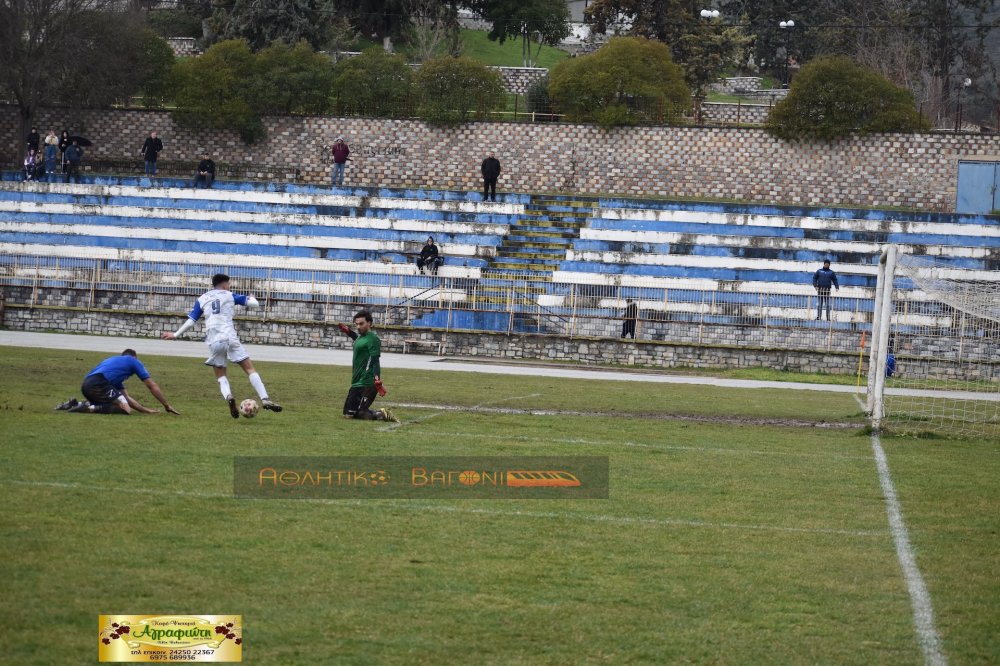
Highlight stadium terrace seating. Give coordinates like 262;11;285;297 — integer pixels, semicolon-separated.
2;174;998;335
532;197;1000;328
573;203;1000;275
0;176;527;299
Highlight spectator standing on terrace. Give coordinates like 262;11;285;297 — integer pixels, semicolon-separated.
481;151;501;202
58;130;71;174
812;259;840;321
26;126;40;152
331;136;350;187
140;131;164;176
193;152;215;188
64;140;84;183
417;237;444;275
621;299;638;339
43;130;59;179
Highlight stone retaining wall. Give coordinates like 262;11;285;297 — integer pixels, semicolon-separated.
3;105;997;211
708;77;763;95
2;286;984;379
701;102;771;126
0;300;862;375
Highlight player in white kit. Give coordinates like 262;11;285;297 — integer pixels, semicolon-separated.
162;273;283;418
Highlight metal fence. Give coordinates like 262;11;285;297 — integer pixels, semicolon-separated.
0;254;878;355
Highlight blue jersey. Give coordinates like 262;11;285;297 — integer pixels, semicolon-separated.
86;355;151;389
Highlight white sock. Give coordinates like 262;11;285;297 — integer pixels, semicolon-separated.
248;372;268;400
218;376;232;400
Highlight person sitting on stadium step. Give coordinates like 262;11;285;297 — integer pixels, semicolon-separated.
193;152;215;188
416;237;445;275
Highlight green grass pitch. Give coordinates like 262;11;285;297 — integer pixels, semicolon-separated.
1;346;998;664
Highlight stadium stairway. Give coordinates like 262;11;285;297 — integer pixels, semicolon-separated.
409;195;597;332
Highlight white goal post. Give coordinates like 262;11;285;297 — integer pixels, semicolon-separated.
867;246;1000;439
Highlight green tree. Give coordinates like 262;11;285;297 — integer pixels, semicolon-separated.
721;0;998;125
136;29;179;108
59;15;175;109
213;0;336;51
340;0;410;52
585;0;692;52
148;0;213;40
548;36;690;127
675;19;751;97
0;0;171;152
585;0;752;94
766;56;931;141
256;40;336;115
404;0;462;62
414;56;504;125
525;74;552;116
332;48;414;117
171;39;341;141
470;0;570;67
170;39;265;142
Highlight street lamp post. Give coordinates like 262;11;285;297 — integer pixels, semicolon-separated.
778;20;795;88
956;77;972;132
695;9;721;124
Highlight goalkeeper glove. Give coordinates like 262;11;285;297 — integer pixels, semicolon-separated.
374;377;387;397
338;323;357;340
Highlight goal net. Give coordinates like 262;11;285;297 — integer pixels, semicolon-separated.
867;247;1000;440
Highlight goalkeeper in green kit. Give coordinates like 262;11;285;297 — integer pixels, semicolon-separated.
338;310;397;422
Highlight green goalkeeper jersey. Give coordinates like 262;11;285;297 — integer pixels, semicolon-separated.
351;330;381;388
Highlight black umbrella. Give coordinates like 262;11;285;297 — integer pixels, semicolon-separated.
68;135;92;147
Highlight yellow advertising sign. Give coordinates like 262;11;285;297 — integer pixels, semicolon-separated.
98;615;242;662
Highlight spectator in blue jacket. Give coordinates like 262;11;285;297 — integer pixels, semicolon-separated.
812;259;840;321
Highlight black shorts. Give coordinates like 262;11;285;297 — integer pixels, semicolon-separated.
81;374;123;406
343;386;377;417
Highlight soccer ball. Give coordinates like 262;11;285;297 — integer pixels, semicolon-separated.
239;398;259;418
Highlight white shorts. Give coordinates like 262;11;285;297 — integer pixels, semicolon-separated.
204;335;249;368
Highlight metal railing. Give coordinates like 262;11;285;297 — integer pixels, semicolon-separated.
0;254;877;353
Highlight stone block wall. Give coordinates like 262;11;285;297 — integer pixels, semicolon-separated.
0;300;861;375
708;77;763;95
3;105;998;211
701;103;771;126
3;286;986;380
166;37;201;57
495;67;548;95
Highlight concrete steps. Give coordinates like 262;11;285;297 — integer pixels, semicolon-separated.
447;195;595;332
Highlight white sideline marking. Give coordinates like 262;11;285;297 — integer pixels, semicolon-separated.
870;433;947;665
2;479;881;538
